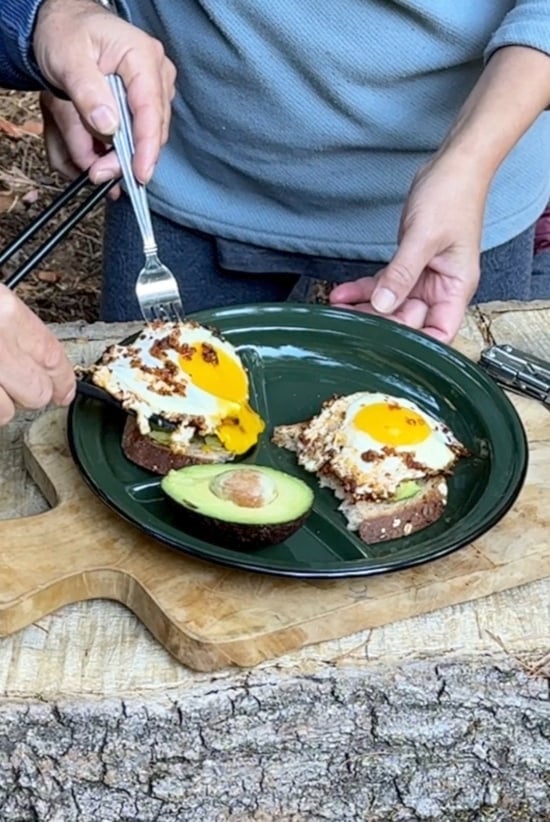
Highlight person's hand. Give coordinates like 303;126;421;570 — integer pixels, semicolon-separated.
0;286;76;425
33;0;176;184
40;92;123;197
330;154;489;343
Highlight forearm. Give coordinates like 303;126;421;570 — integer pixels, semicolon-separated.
436;45;550;185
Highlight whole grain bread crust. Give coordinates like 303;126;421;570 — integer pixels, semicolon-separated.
354;479;446;543
121;416;231;475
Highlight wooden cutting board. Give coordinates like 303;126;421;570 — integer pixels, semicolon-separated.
0;393;548;673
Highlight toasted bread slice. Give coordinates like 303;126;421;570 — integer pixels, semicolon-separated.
325;473;447;543
121;416;233;475
356;477;447;542
272;421;448;543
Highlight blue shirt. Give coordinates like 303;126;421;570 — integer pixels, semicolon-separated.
121;0;550;258
4;0;550;259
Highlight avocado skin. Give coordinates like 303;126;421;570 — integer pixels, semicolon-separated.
165;497;311;551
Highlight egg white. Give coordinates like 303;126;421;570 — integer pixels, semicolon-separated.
336;392;458;472
92;322;244;435
294;391;464;500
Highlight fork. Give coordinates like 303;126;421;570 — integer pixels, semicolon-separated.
107;74;184;323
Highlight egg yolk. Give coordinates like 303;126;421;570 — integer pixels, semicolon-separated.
354;402;430;447
179;343;265;454
215;405;266;455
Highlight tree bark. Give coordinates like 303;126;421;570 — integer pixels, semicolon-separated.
1;658;548;821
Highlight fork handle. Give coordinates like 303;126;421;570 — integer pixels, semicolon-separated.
108;74;158;255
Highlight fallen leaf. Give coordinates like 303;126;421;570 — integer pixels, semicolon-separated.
22;189;40;205
37;269;61;284
0;118;21;138
0;117;43;139
20;119;43;136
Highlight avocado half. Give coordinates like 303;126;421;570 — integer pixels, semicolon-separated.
161;464;314;550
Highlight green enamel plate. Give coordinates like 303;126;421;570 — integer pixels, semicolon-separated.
67;303;528;578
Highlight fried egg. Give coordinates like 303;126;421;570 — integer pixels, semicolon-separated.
294;391;466;500
91;321;265;455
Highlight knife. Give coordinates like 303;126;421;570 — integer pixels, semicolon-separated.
479;344;550;408
75;379;177;430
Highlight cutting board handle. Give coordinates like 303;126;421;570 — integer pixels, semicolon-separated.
2;410;73;539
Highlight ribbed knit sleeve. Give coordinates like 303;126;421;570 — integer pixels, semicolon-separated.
485;0;550;60
0;0;45;89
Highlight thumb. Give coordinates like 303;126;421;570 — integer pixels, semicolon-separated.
56;61;119;137
371;230;435;314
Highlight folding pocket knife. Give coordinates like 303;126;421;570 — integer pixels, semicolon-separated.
479;344;550;408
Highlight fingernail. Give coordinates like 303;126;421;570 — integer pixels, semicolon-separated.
90;105;118;134
93;170;114;184
372;287;396;314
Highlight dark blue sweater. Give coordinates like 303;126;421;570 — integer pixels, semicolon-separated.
0;0;45;89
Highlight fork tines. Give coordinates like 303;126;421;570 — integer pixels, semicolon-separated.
142;301;184;324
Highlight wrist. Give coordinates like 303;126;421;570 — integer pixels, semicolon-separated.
422;143;493;200
35;0;103;33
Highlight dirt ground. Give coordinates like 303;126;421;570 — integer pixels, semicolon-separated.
0;90;104;323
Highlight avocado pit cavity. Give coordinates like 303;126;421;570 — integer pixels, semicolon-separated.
209;468;278;508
